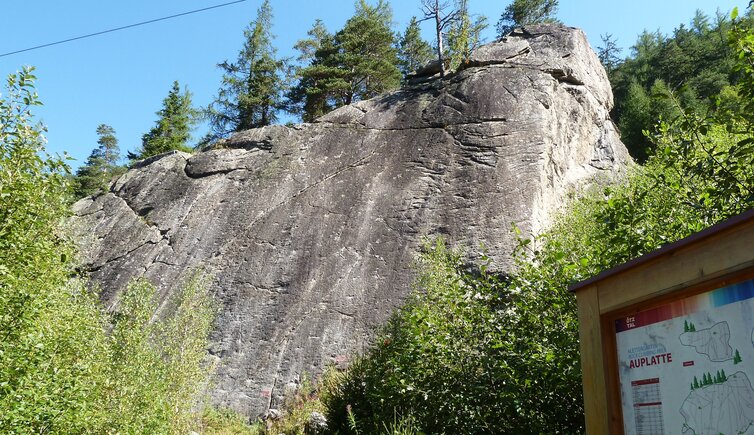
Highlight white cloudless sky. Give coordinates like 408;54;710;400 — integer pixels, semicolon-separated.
0;0;748;168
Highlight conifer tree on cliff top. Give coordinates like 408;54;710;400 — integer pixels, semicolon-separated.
496;0;559;37
337;0;401;103
206;0;284;139
74;124;124;198
399;16;434;78
288;0;400;122
131;81;196;160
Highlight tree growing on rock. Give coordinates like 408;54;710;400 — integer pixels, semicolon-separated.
398;16;434;78
496;0;559;38
597;33;621;77
287;19;340;121
130;81;197;161
287;1;401;121
420;0;458;77
336;0;402;102
206;0;284;139
74;124;125;198
446;0;488;70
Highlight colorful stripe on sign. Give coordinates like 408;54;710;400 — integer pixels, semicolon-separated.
615;278;754;333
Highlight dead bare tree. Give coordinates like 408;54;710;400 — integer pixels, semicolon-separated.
420;0;458;78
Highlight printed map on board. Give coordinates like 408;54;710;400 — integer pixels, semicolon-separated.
615;278;754;435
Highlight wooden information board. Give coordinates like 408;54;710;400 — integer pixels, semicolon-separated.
570;209;754;434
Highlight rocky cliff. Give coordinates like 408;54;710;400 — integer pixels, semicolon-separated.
72;24;630;416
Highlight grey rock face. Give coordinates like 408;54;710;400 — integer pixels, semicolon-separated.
72;24;630;417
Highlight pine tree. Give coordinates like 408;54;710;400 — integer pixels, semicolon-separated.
287;20;342;122
598;33;621;76
337;0;401;103
131;81;196;160
693;376;699;389
399;17;434;77
74;124;124;198
684;320;690;332
496;0;560;38
735;349;743;364
207;0;284;139
287;1;401;121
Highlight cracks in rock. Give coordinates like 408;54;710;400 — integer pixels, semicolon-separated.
317;118;509;133
305;199;349;218
88;239;158;272
544;67;585;86
266;305;312;410
183;165;251;180
152;259;178;267
331;308;355;318
208;143;382;268
501;84;520;103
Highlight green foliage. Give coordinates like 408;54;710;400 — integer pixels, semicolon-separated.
287;20;341;122
208;0;285;139
201;407;261;434
597;33;621;76
101;274;217;433
0;68;217;432
610;8;754;161
325;238;582;433
398;17;434;78
496;0;559;37
288;1;401;121
446;0;488;71
0;67;106;432
131;80;197;160
74;123;125;198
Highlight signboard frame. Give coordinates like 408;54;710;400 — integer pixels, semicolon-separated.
570;209;754;433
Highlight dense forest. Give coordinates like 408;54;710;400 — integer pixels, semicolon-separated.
2;0;754;433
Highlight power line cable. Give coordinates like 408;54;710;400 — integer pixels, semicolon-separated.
0;0;247;58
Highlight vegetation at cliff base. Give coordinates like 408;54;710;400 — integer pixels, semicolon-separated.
316;7;754;433
0;68;217;433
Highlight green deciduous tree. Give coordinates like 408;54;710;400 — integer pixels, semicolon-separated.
74;123;125;198
131;81;197;160
446;0;488;70
398;17;434;78
496;0;559;38
100;275;217;433
0;66;108;433
207;0;284;139
0;67;217;433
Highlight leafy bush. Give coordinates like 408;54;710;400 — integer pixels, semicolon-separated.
100;274;217;433
324;239;583;434
0;67;217;433
0;66;107;433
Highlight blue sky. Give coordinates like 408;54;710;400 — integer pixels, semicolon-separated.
0;0;748;169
